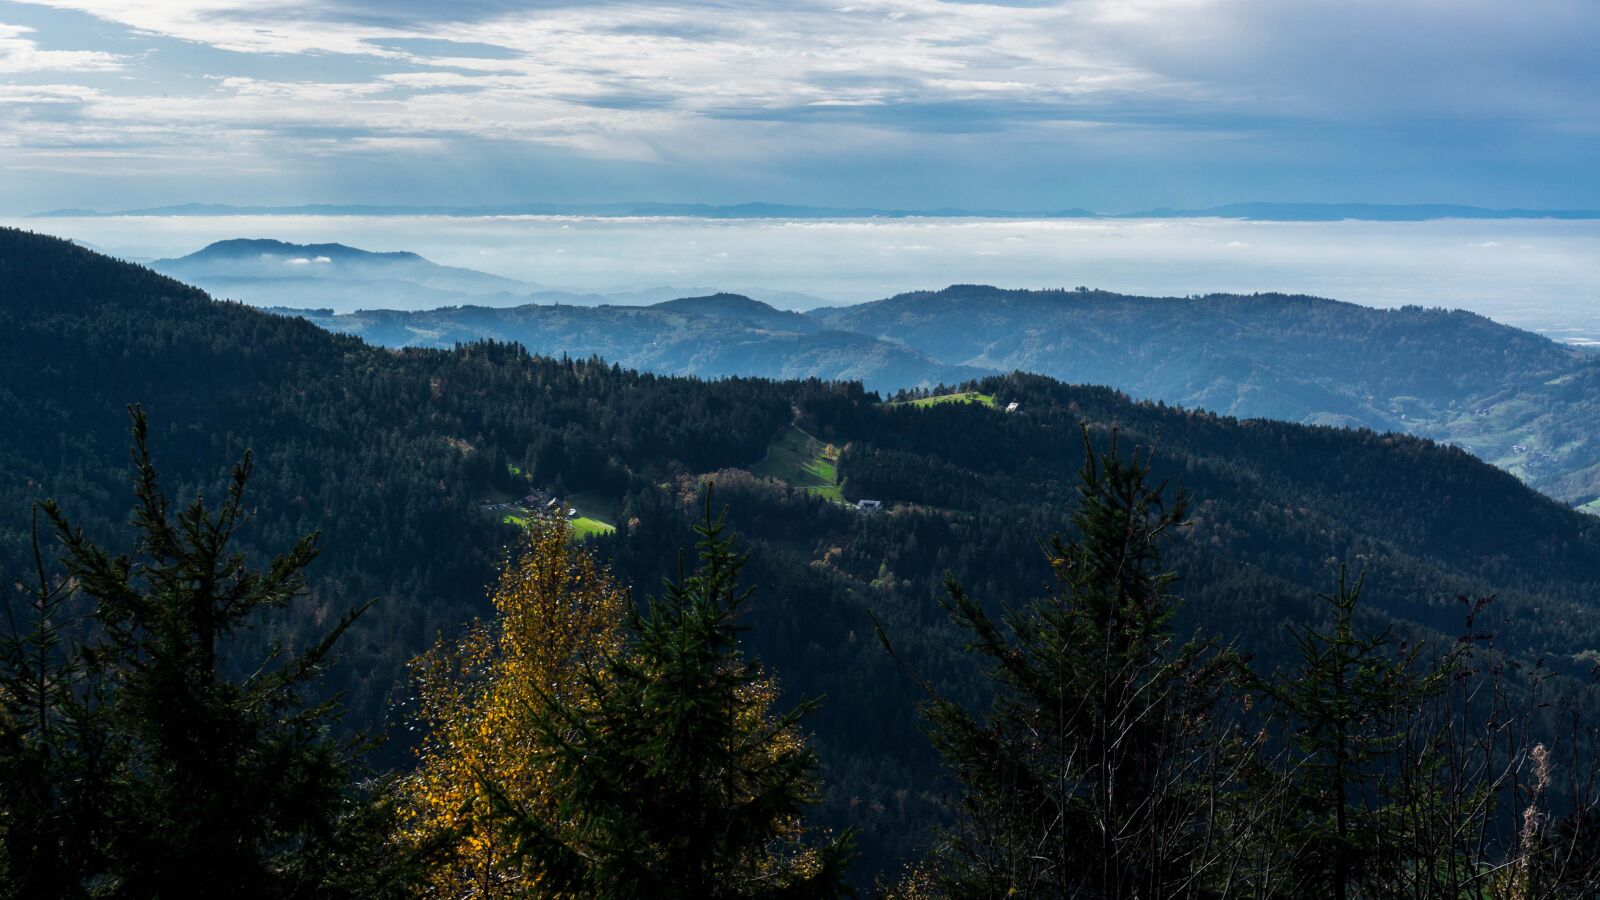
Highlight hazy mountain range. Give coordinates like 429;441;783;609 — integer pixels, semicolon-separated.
289;294;983;390
170;237;1600;508
148;238;831;312
39;201;1600;222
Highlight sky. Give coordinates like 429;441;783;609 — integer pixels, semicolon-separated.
1;0;1598;214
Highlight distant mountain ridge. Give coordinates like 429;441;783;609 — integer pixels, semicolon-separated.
145;238;836;313
650;293;821;332
179;238;428;264
286;275;1600;506
813;284;1600;503
152;238;528;300
34;201;1600;222
102;235;1600;506
289;295;981;392
1114;202;1600;221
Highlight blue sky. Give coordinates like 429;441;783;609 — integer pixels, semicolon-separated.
1;0;1596;214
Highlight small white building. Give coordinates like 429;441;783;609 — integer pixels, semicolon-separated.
1005;401;1020;413
856;499;883;513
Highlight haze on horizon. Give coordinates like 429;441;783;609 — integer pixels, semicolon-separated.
1;0;1597;215
15;212;1599;347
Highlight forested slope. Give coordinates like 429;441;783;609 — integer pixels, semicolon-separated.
289;278;1600;503
815;284;1600;501
0;227;795;733
6;227;1600;877
814;285;1578;418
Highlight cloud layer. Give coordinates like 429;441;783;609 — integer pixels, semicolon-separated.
2;0;1597;211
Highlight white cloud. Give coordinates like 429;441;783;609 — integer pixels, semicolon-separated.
8;1;1179;120
0;81;101;102
0;21;122;72
1;0;1596;207
0;2;1518;164
12;1;404;55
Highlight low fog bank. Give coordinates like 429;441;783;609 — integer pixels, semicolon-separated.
10;214;1600;341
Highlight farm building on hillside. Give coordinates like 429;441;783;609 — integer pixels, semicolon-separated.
856;499;883;513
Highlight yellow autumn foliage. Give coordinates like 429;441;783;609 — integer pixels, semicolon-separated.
880;863;941;900
398;514;625;898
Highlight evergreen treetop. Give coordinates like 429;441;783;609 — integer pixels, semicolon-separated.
496;490;854;899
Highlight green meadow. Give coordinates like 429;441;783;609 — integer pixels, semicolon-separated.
751;425;843;502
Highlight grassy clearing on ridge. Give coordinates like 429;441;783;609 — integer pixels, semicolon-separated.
894;390;997;409
751;425;843;502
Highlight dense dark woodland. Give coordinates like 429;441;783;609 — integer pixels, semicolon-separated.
0;229;794;730
5;227;1600;883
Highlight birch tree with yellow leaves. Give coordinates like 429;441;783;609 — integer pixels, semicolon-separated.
399;514;626;898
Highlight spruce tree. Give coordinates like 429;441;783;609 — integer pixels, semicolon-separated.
25;407;411;898
1248;572;1451;900
898;428;1230;898
0;508;110;900
495;491;853;898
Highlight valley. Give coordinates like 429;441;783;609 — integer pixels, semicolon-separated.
8;228;1600;880
10;0;1600;893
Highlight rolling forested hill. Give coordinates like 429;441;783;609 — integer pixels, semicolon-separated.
815;285;1578;421
815;285;1600;502
282;273;1600;505
6;226;1600;877
0;228;797;732
288;295;983;392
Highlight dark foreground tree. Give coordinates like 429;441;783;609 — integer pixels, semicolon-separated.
493;491;854;899
1244;572;1463;899
0;508;112;900
888;428;1242;898
1;408;417;898
1242;581;1600;900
